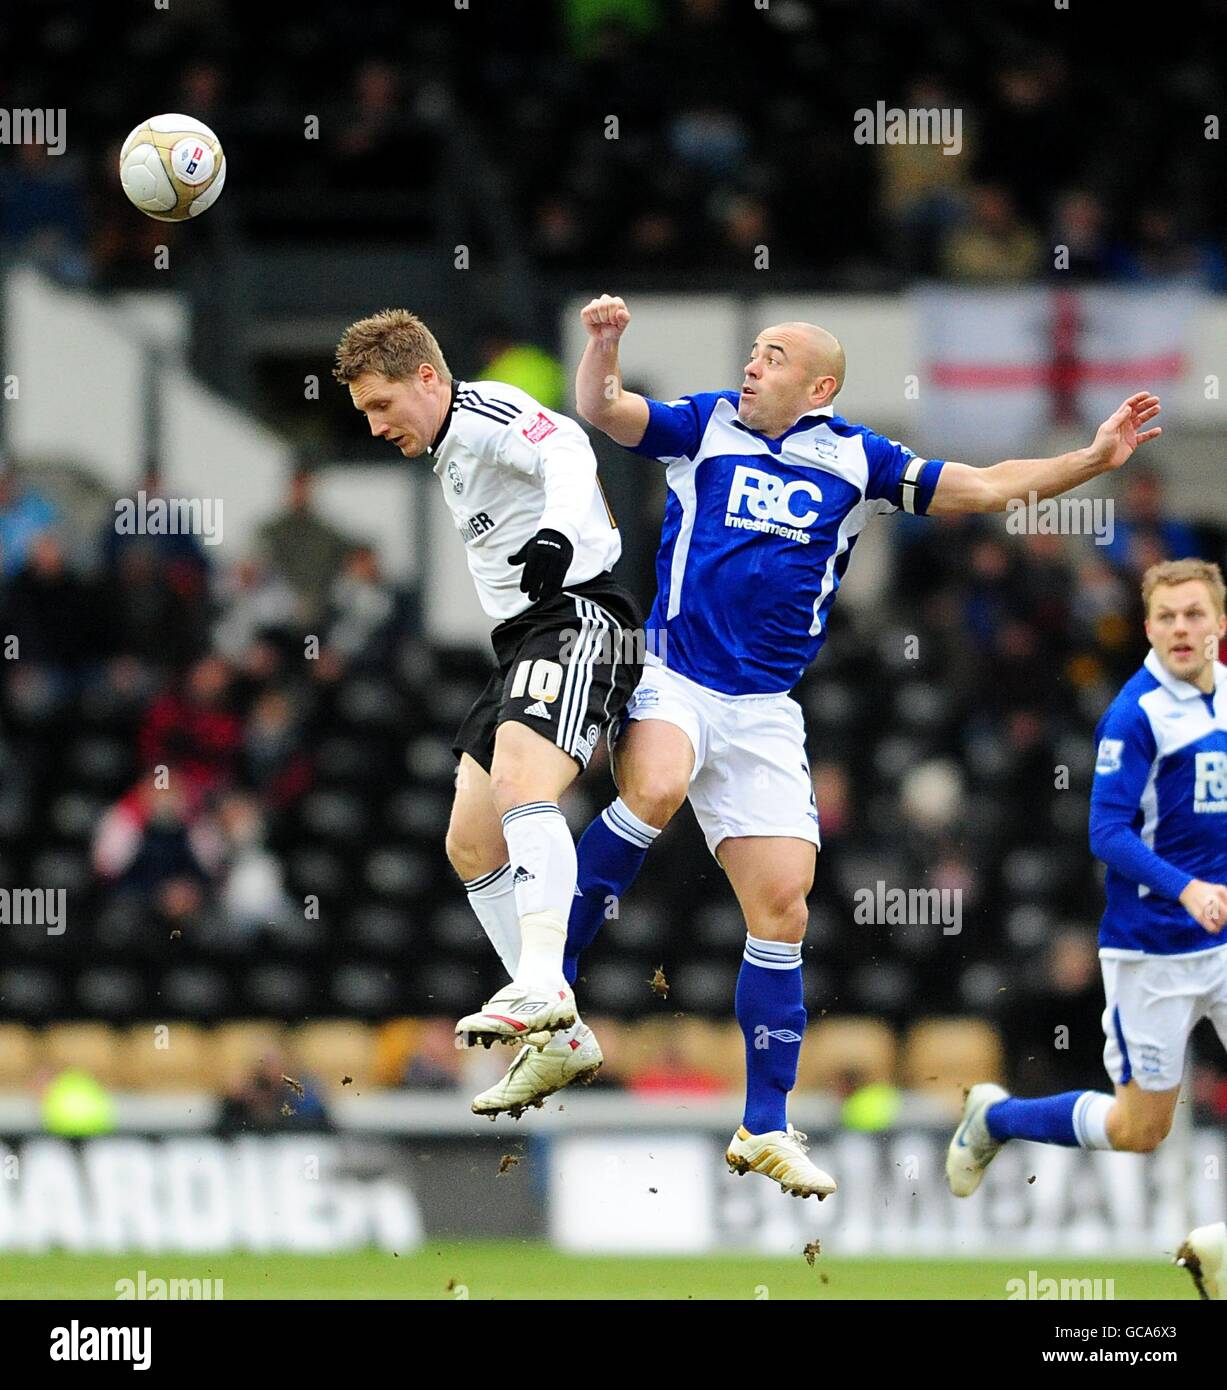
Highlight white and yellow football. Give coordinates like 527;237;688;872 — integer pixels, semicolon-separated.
119;114;225;222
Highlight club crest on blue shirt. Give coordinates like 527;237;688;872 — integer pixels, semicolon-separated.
1095;737;1124;774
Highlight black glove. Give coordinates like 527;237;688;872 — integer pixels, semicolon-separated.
508;528;574;604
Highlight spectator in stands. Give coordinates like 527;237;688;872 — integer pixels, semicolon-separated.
255;468;353;625
0;142;88;284
102;469;211;594
321;544;399;669
940;184;1043;283
92;768;224;924
1049;189;1113;280
211;556;301;666
0;532;106;715
100;537;209;669
139;655;243;796
629;1042;727;1097
1101;465;1198;577
477;324;565;411
216;1053;332;1134
216;792;300;941
877;77;973;276
0;465;58;579
1107;205;1227;289
401;1019;464;1090
240;687;313;807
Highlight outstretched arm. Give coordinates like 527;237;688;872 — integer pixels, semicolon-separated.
575;294;652;448
929;392;1162;514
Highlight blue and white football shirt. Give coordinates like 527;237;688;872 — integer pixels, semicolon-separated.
631;391;946;694
1090;649;1227;956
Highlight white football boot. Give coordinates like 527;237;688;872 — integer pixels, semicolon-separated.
455;980;577;1049
725;1124;837;1199
1175;1221;1227;1300
471;1023;603;1119
946;1082;1009;1197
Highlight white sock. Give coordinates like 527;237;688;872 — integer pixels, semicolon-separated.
463;863;519;978
1073;1091;1115;1150
501;801;576;989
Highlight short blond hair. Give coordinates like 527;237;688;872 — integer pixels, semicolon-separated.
333;308;451;385
1142;557;1226;616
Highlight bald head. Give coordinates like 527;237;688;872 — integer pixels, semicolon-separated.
739;321;847;437
787;322;846;393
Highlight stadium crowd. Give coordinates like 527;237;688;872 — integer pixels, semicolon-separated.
1;1;1225;288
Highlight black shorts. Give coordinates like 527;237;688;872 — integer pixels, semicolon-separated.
453;573;644;774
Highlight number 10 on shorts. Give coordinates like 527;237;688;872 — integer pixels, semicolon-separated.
509;658;563;703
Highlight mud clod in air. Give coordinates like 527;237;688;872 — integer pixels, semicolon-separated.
498;1153;520;1176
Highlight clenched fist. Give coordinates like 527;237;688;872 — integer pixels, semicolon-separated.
1179;878;1227;934
581;294;631;345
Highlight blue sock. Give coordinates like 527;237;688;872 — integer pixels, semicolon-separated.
986;1091;1105;1148
563;798;658;984
736;936;805;1134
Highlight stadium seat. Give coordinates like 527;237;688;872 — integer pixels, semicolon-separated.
363;846;431;899
371;1017;418;1086
290;1020;377;1092
347;902;414;953
118;1022;213;1090
902;1017;1005;1114
0;1023;39;1088
674;1017;742;1090
43;1022;123;1086
329;962;399;1015
76;966;146;1018
795;1016;898;1093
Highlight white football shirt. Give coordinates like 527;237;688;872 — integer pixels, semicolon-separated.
427;379;621;621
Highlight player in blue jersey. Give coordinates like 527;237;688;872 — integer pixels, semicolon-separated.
947;558;1227;1300
474;292;1161;1184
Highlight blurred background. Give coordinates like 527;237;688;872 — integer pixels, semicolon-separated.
0;0;1225;1275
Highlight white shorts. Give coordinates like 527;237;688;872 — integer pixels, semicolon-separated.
1100;947;1227;1092
621;660;822;858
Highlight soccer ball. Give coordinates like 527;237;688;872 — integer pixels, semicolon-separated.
119;114;225;222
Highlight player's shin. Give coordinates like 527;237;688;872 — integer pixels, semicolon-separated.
565;798;659;983
986;1090;1115;1149
735;935;806;1134
501;801;577;989
463;863;520;977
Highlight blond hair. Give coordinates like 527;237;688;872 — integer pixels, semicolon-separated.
333;308;451;385
1142;557;1227;616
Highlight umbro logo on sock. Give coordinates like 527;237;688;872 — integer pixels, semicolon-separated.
513;866;535;883
524;701;551;719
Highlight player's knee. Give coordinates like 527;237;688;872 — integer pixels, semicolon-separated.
619;771;687;829
748;888;809;942
445;826;492;883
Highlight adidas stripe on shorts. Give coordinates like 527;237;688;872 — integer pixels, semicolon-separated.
453;573;643;773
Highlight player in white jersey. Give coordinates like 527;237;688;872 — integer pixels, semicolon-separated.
334;309;643;1115
556;293;1162;1199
